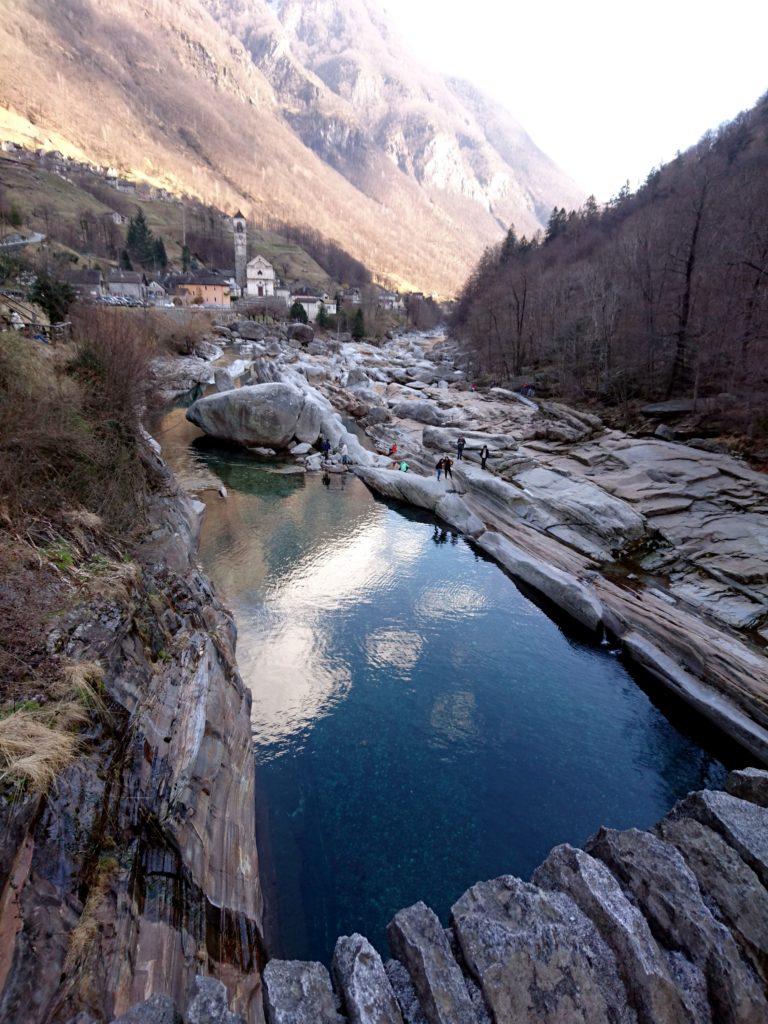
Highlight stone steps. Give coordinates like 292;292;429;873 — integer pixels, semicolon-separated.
263;770;768;1024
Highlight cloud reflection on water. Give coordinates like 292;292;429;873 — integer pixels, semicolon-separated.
239;517;428;756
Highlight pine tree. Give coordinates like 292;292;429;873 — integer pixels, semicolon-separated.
351;308;365;340
181;244;191;272
29;272;75;324
316;302;329;328
289;300;308;324
119;249;133;270
499;226;519;264
126;209;154;265
153;236;167;270
544;207;568;244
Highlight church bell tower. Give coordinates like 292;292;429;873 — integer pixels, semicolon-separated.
233;210;247;295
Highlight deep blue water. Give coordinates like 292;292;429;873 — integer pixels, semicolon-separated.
156;406;744;965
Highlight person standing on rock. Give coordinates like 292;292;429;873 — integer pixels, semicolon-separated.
443;455;454;482
480;444;490;470
340;441;349;465
320;436;331;460
456;436;466;460
435;457;445;481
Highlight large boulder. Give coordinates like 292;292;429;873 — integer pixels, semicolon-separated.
263;961;343;1024
586;828;767;1024
186;976;246;1024
389;400;446;426
451;875;634;1024
186;383;307;448
287;323;314;345
387;903;476;1024
232;320;265;341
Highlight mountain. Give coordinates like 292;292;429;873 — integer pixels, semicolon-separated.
0;0;583;294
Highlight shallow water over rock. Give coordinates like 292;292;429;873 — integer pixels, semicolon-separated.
156;407;746;966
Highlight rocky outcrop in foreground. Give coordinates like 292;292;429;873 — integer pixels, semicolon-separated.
0;450;264;1023
263;769;768;1024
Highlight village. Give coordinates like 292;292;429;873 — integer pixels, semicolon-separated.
0;141;426;329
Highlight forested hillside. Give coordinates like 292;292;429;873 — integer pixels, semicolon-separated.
452;96;768;440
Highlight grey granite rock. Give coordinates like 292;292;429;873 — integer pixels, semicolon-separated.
186;977;245;1024
451;874;635;1024
333;934;403;1024
586;827;767;1024
656;816;768;984
263;960;343;1024
109;995;182;1024
667;790;768;887
726;768;768;808
387;902;476;1024
385;960;428;1024
533;844;690;1024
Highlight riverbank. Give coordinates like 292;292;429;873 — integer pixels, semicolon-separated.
179;322;768;764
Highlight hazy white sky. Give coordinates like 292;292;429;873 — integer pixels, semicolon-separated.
382;0;768;201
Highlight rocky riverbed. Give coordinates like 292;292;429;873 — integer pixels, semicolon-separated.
87;320;768;1022
175;322;768;763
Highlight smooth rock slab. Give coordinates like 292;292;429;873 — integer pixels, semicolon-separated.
477;532;603;630
186;383;306;448
667;789;768;887
586;828;767;1024
451;874;635;1024
387;902;476;1024
263;960;344;1024
656;816;768;984
333;933;404;1024
533;844;690;1024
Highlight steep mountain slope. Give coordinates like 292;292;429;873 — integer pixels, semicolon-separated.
0;0;582;293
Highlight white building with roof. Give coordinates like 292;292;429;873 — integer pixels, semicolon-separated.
246;255;276;297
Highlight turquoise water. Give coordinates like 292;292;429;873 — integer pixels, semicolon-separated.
156;407;744;965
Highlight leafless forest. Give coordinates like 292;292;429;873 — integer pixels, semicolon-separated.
451;96;768;439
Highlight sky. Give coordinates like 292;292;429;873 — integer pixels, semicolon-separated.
382;0;768;201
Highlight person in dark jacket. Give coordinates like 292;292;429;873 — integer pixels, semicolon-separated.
436;457;445;481
456;436;466;460
480;444;490;470
443;456;454;481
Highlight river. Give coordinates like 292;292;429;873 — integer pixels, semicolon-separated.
156;400;746;966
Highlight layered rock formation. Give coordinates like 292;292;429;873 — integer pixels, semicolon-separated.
0;449;264;1023
262;770;768;1024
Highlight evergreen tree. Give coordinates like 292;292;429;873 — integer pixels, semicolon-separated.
153;236;168;270
289;300;308;324
119;249;133;270
126;209;154;265
544;207;568;244
499;226;519;264
316;302;329;328
583;195;599;220
181;244;191;272
29;272;75;324
351;308;365;340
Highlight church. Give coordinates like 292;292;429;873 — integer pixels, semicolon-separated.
246;255;276;297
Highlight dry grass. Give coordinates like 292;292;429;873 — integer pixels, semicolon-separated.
0;706;83;792
0;659;110;792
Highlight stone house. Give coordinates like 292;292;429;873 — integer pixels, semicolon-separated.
107;270;146;301
246;255;276;297
66;268;105;299
146;279;168;304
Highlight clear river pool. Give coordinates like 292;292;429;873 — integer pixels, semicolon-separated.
157;402;746;965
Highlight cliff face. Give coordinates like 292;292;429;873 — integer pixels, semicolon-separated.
0;0;582;294
0;452;264;1023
